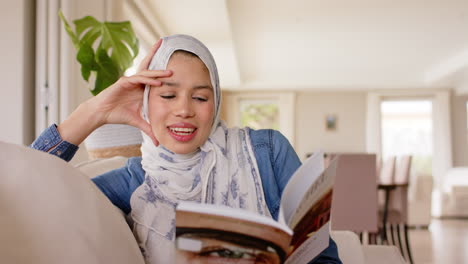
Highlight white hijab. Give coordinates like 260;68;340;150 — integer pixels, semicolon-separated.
129;35;270;263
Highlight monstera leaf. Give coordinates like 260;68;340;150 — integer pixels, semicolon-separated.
59;11;139;95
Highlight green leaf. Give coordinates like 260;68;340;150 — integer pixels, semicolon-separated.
76;43;96;81
58;10;79;49
73;18;139;73
81;66;91;82
59;11;139;95
91;48;120;95
101;21;139;70
74;16;100;37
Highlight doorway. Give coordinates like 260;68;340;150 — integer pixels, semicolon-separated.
380;99;433;177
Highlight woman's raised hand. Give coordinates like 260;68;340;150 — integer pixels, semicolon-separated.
57;39;170;146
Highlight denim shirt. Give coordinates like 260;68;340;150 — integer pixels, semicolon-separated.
31;125;341;264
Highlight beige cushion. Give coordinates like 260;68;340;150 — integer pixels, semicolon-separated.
331;231;407;264
331;231;366;264
362;245;406;264
75;156;129;178
0;141;144;264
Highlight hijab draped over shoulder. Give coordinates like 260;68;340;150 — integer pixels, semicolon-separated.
129;34;270;263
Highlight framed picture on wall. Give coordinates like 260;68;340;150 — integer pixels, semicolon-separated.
325;114;337;131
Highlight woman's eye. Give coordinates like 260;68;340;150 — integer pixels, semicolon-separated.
208;249;240;258
201;248;254;259
193;97;208;102
160;95;175;99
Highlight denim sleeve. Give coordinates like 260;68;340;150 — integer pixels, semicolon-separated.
91;157;145;214
29;124;78;162
271;131;342;264
270;130;302;193
309;238;342;264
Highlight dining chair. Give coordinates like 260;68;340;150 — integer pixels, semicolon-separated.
379;156;396;185
330;153;378;235
378;155;414;264
373;156;396;244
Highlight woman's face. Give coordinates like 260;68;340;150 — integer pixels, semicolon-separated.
148;52;215;154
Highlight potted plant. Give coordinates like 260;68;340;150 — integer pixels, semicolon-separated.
59;11;143;159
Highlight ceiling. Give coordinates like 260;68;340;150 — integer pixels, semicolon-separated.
125;0;468;92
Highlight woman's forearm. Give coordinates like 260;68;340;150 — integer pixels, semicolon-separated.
57;98;105;146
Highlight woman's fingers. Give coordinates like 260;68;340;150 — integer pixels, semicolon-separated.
136;69;172;79
120;75;164;88
117;70;172;91
133;118;159;147
137;38;163;72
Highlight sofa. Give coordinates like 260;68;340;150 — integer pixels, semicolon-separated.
0;141;406;264
408;173;433;226
432;167;468;218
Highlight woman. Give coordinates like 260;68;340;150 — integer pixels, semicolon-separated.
31;34;341;264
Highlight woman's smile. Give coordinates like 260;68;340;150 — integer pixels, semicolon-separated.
168;123;198;142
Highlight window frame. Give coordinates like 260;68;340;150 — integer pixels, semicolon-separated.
222;92;296;147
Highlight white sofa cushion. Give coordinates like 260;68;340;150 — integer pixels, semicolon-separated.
331;231;366;264
362;245;406;264
0;142;144;264
331;231;406;264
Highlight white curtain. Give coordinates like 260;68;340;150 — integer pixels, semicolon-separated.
432;91;453;188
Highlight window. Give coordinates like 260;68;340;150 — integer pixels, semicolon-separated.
239;99;279;130
381;100;433;175
223;92;295;146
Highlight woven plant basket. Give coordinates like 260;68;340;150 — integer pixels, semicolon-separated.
84;124;143;159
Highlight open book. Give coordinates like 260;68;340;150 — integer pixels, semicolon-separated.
175;151;338;264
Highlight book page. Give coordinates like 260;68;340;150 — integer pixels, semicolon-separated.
175;202;293;263
279;151;324;225
288;159;337;229
281;155;339;262
176;202;292;236
285;222;330;264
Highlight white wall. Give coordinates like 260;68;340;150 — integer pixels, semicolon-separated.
0;0;35;145
221;90;368;160
295;91;367;160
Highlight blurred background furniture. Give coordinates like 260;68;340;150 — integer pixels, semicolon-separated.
432;167;468;218
375;155;396;243
378;156;396;185
331;231;406;264
329;153;378;235
407;173;433;227
377;155;414;264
